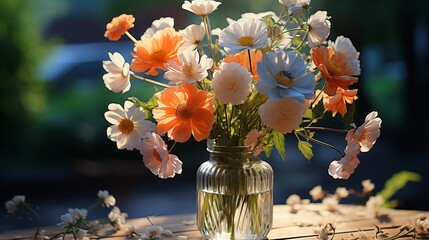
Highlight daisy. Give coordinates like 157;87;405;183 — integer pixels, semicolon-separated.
219;18;270;54
104;14;135;41
222;49;263;80
258;97;307;134
164;49;213;85
307;11;331;48
141;133;183;179
346;111;382;152
102;52;133;93
311;46;358;96
131;27;184;76
211;62;252;105
152;83;215;143
5;195;26;214
323;88;358;117
182;0;222;16
256;51;315;100
97;190;116;207
180;23;206;51
328;35;361;75
141;17;174;39
104;101;156;150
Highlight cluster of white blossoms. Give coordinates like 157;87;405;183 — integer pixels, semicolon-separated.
4;190;129;239
285;179;382;214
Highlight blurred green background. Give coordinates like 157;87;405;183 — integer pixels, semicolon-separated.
1;0;428;231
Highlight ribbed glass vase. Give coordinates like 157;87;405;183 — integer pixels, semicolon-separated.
196;139;273;240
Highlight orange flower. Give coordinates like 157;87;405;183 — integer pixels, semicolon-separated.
104;14;135;41
323;88;358;117
131;27;184;76
311;46;358;96
222;49;263;80
152;83;215;143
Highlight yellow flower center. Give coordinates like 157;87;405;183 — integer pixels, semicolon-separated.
183;64;196;79
152;149;163;163
328;61;343;75
118;118;134;134
176;104;192;121
237;36;254;47
275;70;295;86
151;50;165;62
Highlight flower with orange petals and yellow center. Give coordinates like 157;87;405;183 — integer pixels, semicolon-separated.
104;14;135;41
311;46;358;96
131;27;184;76
152;83;215;143
222;49;263;80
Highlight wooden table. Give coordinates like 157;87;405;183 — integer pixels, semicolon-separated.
1;204;428;239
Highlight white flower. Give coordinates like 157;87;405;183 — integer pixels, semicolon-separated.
58;213;75;229
98;190;116;207
211;62;252;105
322;195;339;212
366;195;384;215
346;111;382;152
164;50;213;85
329;35;360;75
141;17;174;39
182;0;221;16
108;206;128;230
141;132;183;179
180;23;206;51
68;208;88;221
309;185;324;201
362;179;375;193
307;11;331;48
75;229;88;240
144;226;164;239
278;0;296;7
103;52;133;93
334;187;349;199
219;18;270;54
104;100;156;150
241;11;280;21
256;51;315;100
5;195;25;214
328;151;360;179
296;0;311;7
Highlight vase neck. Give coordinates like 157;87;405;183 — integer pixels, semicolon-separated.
206;139;254;164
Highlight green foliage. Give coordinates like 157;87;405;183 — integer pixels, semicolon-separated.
297;140;313;160
131;95;158;121
272;131;285;160
378;171;422;208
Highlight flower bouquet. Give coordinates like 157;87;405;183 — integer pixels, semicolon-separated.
102;0;382;238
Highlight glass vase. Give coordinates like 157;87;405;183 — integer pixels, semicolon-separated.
196;139;273;240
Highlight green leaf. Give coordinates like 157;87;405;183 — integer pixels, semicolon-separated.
298;140;313;160
377;171;422;208
261;15;276;28
303;108;312;119
342;102;355;129
263;143;273;158
136;95;158;120
311;100;325;120
273;131;285;160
